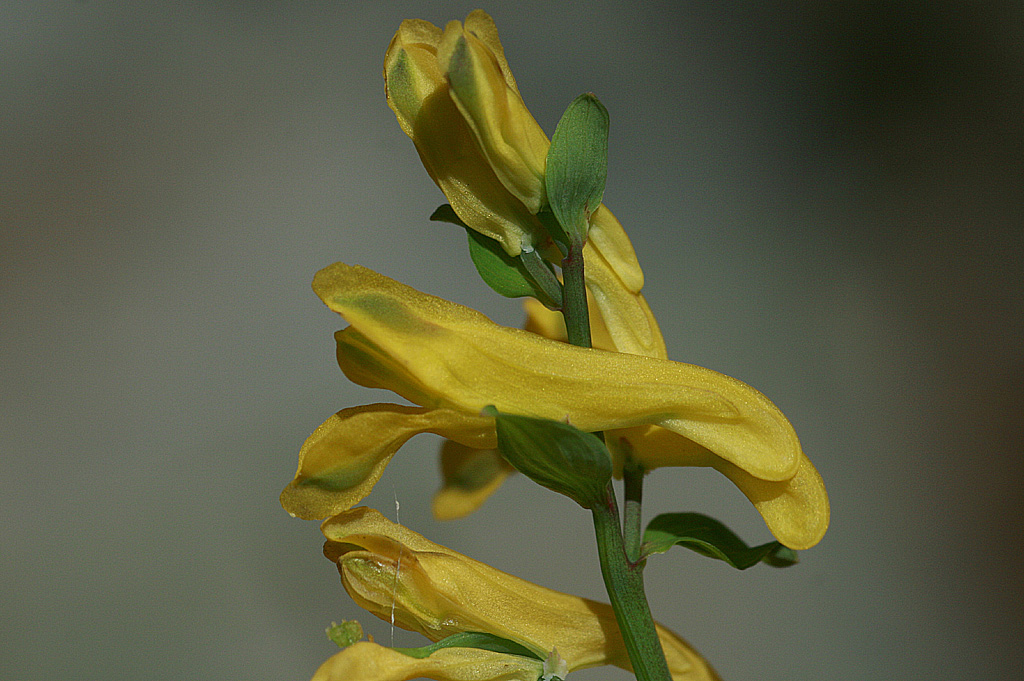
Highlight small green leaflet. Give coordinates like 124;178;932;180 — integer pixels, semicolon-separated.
430;204;561;308
393;631;543;661
642;512;798;569
545;93;609;247
486;407;611;510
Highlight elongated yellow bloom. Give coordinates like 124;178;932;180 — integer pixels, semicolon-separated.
321;508;721;681
311;642;544;681
319;263;798;481
281;262;826;549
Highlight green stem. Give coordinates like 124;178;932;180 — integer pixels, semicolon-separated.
622;459;645;564
520;249;564;309
560;234;668;681
592;484;672;681
560;240;592;348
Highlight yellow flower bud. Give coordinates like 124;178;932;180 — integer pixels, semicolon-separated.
436;11;550;214
384;11;666;360
384;15;546;256
322;507;721;681
432;441;514;521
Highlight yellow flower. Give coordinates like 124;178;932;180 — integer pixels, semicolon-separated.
311;642;544;681
384;11;545;256
281;263;826;550
384;10;665;359
432;440;515;521
320;507;721;681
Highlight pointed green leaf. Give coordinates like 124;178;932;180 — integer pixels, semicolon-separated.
485;406;611;509
430;205;561;307
545;93;609;247
393;631;543;661
642;512;798;569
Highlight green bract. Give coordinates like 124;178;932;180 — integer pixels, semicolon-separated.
486;407;613;509
430;204;563;308
393;632;544;662
545;93;610;247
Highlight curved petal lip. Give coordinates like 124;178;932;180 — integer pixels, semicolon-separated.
313;262;803;482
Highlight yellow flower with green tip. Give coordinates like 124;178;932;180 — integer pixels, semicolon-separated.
435;14;550;214
281;262;827;550
385;13;546;257
384;10;665;360
320;507;721;681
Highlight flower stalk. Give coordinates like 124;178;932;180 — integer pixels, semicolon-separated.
560;251;670;681
560;240;592;349
623;459;646;564
592;484;673;681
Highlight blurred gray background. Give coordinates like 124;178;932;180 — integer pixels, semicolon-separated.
3;1;1022;679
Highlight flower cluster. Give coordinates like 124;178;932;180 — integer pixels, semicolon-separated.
285;10;828;681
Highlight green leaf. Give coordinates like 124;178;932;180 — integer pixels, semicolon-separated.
326;620;364;649
544;93;609;247
485;407;611;509
393;631;543;661
642;513;799;569
430;205;561;308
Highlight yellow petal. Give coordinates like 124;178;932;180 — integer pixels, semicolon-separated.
437;15;550;213
384;18;546;256
587;204;644;294
322;508;720;680
316;263;800;481
610;425;830;550
432;441;514;520
280;404;494;520
462;10;521;95
585;240;668;359
311;641;543;681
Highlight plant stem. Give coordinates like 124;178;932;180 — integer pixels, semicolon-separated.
560;244;669;681
560;240;592;348
622;459;645;564
592;484;673;681
520;249;564;309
